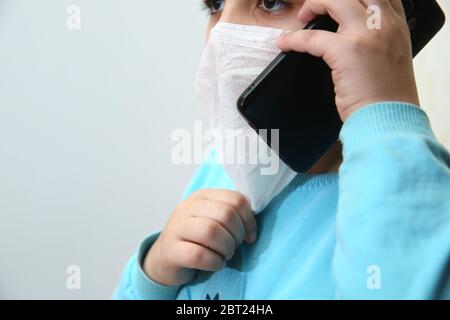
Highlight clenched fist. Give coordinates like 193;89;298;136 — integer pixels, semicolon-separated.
143;189;257;286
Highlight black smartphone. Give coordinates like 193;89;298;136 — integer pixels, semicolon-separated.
237;0;446;173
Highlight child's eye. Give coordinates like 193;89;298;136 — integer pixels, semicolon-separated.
259;0;288;13
203;0;225;15
202;0;290;16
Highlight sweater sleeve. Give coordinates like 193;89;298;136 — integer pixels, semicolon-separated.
334;102;450;299
113;231;181;300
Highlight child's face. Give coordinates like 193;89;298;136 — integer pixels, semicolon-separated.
203;0;305;40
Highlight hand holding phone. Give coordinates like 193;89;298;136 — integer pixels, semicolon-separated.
238;0;445;173
278;0;421;121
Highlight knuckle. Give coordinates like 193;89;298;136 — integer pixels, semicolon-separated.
220;207;236;224
186;246;205;266
203;221;220;240
231;193;249;210
303;30;318;43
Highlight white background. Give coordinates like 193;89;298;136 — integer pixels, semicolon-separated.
0;0;449;299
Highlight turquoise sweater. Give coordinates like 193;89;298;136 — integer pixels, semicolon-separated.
114;102;450;299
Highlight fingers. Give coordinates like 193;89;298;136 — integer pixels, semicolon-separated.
189;200;247;248
172;241;225;272
190;189;258;243
280;0;407;59
298;0;367;28
159;189;259;276
277;29;340;60
179;217;236;261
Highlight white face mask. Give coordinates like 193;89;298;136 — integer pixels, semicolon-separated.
194;22;297;213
